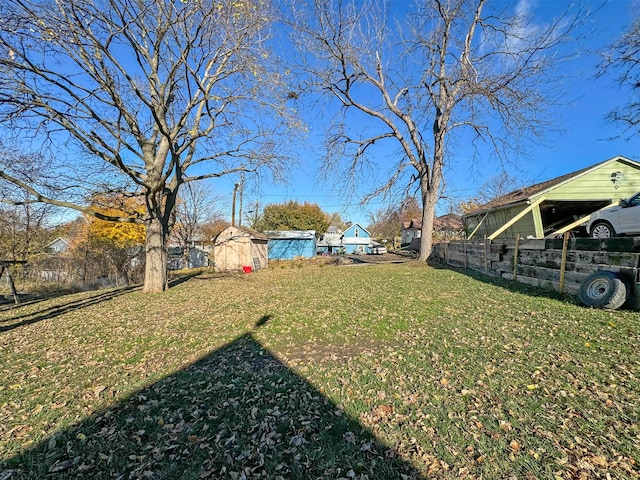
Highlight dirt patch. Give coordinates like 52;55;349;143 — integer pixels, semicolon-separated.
337;251;417;265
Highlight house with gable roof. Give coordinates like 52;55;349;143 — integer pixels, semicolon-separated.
402;215;464;251
45;237;72;254
341;222;373;254
401;219;421;246
463;156;640;240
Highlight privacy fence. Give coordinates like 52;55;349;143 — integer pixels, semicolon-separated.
431;236;640;310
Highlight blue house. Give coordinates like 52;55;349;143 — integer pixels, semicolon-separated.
266;230;317;260
341;223;374;254
318;223;379;254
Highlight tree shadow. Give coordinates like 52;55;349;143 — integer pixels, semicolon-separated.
254;314;273;328
2;333;420;479
343;253;416;266
427;259;578;305
0;286;139;333
345;255;368;265
168;271;205;288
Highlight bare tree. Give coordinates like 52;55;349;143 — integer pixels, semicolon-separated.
0;202;51;261
244;200;263;230
477;172;522;203
0;0;294;292
325;211;349;231
599;16;640;138
287;0;581;260
368;197;421;248
0;144;55;261
368;206;402;247
171;182;224;252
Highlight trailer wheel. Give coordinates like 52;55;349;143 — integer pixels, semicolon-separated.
579;271;630;310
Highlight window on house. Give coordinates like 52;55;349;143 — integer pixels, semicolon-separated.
355;228;359;237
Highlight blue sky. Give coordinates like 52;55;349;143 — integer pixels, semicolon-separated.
24;0;640;229
220;0;640;227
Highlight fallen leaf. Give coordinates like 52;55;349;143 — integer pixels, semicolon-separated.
93;385;107;397
48;459;74;473
343;431;356;444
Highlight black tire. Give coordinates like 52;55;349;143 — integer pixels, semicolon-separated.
579;271;630;310
590;221;616;238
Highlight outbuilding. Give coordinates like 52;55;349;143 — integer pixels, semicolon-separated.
463;156;640;240
212;226;268;272
266;230;317;260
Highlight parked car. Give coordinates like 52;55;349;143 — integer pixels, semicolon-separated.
587;192;640;238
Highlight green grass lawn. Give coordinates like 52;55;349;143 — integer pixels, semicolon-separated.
1;262;638;479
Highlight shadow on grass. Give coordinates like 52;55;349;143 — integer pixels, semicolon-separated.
0;286;139;333
0;272;217;332
254;314;273;328
2;333;419;479
0;288;111;312
0;270;204;312
341;253;417;266
428;259;578;305
168;271;205;288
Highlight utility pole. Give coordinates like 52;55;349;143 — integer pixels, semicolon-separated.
238;174;244;227
231;183;239;226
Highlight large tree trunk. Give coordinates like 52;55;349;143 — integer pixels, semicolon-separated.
418;182;437;262
143;217;168;293
417;129;445;262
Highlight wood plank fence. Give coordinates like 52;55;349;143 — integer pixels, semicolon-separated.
431;237;640;310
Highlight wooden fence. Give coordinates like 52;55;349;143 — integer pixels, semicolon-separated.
431;237;640;310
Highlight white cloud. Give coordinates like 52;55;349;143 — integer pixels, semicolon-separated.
505;0;540;55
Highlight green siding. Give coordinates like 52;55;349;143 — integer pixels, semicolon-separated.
467;203;537;240
532;206;544;237
534;161;640;202
465;158;640;241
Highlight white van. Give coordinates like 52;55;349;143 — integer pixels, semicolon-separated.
587;192;640;238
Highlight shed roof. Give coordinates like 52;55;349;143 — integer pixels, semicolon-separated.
265;230;316;240
213;225;268;242
463;156;640;218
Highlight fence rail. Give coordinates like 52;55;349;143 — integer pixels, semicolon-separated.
431;237;640;310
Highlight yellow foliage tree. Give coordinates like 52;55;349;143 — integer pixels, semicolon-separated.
87;195;146;248
68;194;147;285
